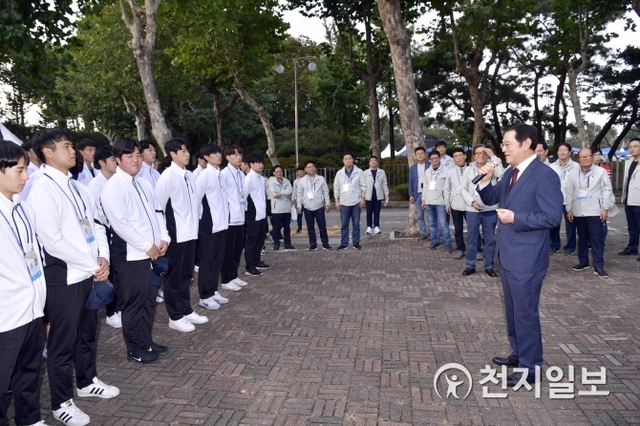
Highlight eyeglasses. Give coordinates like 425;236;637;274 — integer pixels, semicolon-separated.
500;143;514;149
474;152;487;156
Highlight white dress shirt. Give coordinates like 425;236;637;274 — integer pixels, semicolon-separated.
244;169;267;221
155;162;199;243
196;164;229;233
220;165;246;226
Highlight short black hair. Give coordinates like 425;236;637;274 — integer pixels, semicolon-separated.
305;160;316;167
342;152;354;160
272;165;283;174
436;141;447;148
504;123;539;151
138;139;157;152
296;165;305;171
199;143;221;158
452;147;465;155
94;145;113;170
369;155;379;161
31;128;73;164
21;139;33;151
112;138;140;159
0;140;29;172
223;145;242;157
164;138;188;157
556;142;573;154
77;138;97;151
247;153;264;165
414;146;426;154
536;141;549;152
592;147;603;155
429;150;440;158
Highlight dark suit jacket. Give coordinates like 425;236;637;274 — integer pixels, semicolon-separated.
478;158;563;273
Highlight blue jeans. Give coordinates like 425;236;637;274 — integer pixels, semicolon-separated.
426;204;451;247
466;210;497;269
340;204;361;247
414;196;428;237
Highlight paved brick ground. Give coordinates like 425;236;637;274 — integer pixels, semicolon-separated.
20;208;640;425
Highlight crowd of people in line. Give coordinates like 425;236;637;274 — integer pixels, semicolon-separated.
1;127;639;426
408;139;640;279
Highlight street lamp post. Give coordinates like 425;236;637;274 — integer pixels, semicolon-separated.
275;56;316;168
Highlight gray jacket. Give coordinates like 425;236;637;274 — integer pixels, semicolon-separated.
551;159;579;204
296;175;330;211
334;166;366;206
267;177;293;214
460;160;505;212
363;168;389;201
421;166;448;205
565;165;613;216
622;159;640;206
443;165;467;211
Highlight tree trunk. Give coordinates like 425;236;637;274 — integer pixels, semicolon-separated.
469;84;486;148
633;0;640;18
233;75;279;166
119;0;172;154
552;70;567;146
368;82;382;158
591;82;640;152
608;103;638;160
533;70;543;139
376;0;424;235
123;97;146;141
567;67;588;147
209;86;239;147
389;81;395;160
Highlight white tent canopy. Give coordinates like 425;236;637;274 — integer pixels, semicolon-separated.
380;143;407;158
1;123;23;145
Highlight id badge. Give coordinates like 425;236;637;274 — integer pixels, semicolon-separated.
80;219;95;243
239;192;246;206
306;190;314;200
342;183;350;192
428;181;436;191
578;187;588;199
25;247;42;282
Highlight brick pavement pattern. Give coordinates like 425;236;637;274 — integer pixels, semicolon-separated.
18;212;640;425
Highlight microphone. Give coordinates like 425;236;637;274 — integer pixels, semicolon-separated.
472;156;502;184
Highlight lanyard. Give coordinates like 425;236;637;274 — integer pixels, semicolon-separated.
230;168;244;195
44;174;88;220
0;204;33;253
580;167;592;188
307;176;317;192
132;177;156;242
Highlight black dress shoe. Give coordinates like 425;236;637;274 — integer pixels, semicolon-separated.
572;263;589;271
593;267;608;278
256;262;270;270
492;356;518;367
462;267;476;276
507;372;535;387
485;269;498;278
618;248;639;256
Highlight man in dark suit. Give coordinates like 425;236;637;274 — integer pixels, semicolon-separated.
477;123;563;387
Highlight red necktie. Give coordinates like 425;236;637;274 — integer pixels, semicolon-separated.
508;167;519;193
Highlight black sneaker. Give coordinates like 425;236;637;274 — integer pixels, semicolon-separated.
618;248;638;256
322;245;332;250
284;244;296;250
256;262;270;270
353;244;361;250
273;243;280;251
594;267;609;278
309;245;318;251
572;263;589;271
128;350;160;363
149;342;169;355
245;267;263;276
337;245;348;251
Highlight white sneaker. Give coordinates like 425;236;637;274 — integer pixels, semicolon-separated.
105;312;122;329
232;277;248;287
194;265;199;273
198;297;221;311
212;291;229;304
77;376;120;399
374;226;381;234
366;226;373;234
169;317;195;332
52;399;90;426
184;311;209;324
25;421;50;426
221;281;241;291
